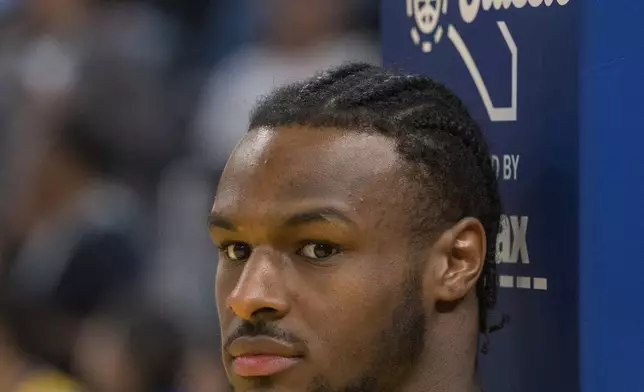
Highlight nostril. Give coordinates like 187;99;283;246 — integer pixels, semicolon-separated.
251;307;280;319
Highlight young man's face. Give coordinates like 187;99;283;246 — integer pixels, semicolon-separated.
211;126;431;392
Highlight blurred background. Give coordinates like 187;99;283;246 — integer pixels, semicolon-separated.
0;0;380;390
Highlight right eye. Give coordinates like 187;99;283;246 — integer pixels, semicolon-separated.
220;242;252;262
298;242;340;261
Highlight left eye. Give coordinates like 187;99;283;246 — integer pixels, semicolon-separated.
298;242;340;260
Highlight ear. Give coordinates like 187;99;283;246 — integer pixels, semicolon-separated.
430;218;487;302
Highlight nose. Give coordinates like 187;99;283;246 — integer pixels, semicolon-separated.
226;248;290;322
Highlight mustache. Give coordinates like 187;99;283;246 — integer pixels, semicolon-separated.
223;319;304;350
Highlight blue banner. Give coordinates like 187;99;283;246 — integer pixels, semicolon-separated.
579;2;644;392
382;1;580;391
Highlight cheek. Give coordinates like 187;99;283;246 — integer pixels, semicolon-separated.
298;260;409;374
215;267;237;326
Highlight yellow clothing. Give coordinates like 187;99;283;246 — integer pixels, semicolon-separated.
16;369;81;392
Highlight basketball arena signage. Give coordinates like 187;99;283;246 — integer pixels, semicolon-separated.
406;0;571;122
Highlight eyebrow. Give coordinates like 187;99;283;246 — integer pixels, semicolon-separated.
207;214;237;231
282;207;356;228
207;207;356;232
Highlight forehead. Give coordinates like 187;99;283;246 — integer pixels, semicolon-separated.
214;126;408;220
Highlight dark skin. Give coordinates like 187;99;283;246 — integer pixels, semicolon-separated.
210;126;486;392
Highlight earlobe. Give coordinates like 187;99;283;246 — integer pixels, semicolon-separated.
433;218;486;302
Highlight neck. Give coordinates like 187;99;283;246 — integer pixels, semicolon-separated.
399;308;481;392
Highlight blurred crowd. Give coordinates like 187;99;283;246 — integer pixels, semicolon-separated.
0;0;379;390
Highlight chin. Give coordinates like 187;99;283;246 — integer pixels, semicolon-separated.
229;374;310;392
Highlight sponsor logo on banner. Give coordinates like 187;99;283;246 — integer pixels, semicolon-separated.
406;0;571;122
496;215;547;291
491;152;542;291
406;1;565;291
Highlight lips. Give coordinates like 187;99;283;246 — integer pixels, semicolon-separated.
227;336;305;377
233;355;300;377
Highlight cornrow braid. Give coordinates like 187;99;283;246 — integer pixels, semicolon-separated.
250;63;503;349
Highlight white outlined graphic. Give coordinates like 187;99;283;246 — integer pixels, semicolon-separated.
447;22;517;121
406;0;571;122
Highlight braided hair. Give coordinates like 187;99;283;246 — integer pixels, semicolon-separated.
249;63;503;348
